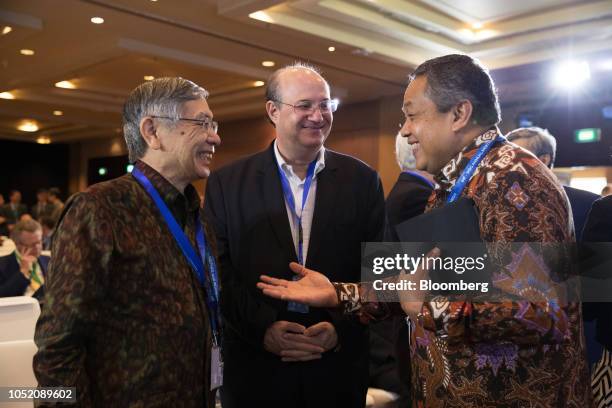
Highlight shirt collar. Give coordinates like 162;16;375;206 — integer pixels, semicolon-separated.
134;160;201;214
434;127;502;191
273;140;326;182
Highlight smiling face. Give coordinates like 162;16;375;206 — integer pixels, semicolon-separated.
157;98;221;184
270;68;332;157
400;75;459;174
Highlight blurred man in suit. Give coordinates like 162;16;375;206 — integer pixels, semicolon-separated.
205;62;385;408
0;219;48;300
507;126;600;242
0;190;28;232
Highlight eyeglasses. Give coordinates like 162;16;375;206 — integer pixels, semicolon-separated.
151;116;219;134
274;99;338;115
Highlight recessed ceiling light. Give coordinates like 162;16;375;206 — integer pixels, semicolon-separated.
0;91;15;100
37;136;51;144
18;120;39;132
262;61;275;67
254;81;265;87
55;80;76;89
53;110;63;116
328;46;336;52
20;49;35;56
91;17;105;24
471;22;483;30
143;75;155;81
2;26;12;35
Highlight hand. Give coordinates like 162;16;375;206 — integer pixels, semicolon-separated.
257;262;338;308
304;322;338;352
19;247;35;279
398;247;440;319
264;321;325;362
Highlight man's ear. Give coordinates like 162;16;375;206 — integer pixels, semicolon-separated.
139;117;161;150
538;153;552;168
265;101;280;127
450;100;473;132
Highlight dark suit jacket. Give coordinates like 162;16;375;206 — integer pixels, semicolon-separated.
0;203;28;225
204;143;385;407
377;171;433;406
0;252;49;300
564;185;600;242
582;195;612;350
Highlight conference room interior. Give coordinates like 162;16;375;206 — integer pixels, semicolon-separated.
1;0;612;407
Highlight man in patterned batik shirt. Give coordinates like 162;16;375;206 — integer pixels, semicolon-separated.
34;77;221;407
257;55;592;407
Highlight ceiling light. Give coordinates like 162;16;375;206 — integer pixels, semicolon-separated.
143;75;155;81
328;46;336;52
20;49;35;56
552;60;590;89
262;61;275;67
249;11;274;23
53;110;63;116
0;92;15;100
36;136;51;144
98;167;107;176
471;22;483;30
254;81;265;87
18;120;39;132
2;26;12;35
55;80;76;89
90;17;105;24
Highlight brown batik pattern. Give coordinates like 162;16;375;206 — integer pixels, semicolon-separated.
33;160;217;408
337;128;592;407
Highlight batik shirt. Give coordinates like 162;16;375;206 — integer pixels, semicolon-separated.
34;161;216;408
335;128;592;407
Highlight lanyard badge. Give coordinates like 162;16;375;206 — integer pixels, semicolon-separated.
277;159;317;313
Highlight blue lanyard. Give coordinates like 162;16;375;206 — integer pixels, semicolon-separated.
277;159;317;265
132;168;222;346
403;170;435;189
447;136;503;203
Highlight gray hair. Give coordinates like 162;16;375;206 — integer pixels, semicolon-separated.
395;132;416;171
506;126;557;168
11;219;42;244
122;77;209;162
410;54;501;127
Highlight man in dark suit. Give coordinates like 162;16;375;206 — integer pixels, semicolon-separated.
204;63;385;408
0;190;29;232
506;127;600;242
0;219;48;300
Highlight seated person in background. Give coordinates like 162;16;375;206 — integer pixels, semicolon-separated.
19;213;33;222
40;216;56;251
47;187;64;223
506;126;600;242
32;188;54;221
0;190;28;232
0;219;48;300
0;193;7;236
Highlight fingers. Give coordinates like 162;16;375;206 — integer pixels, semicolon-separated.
279;321;306;334
427;247;441;258
259;275;289;287
280;350;322;362
304;322;330;337
289;262;308;277
283;333;325;352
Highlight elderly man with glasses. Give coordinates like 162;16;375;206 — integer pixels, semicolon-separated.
204;62;385;408
34;77;222;407
0;219;49;300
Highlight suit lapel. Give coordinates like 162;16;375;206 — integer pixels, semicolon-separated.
260;146;298;261
306;150;338;266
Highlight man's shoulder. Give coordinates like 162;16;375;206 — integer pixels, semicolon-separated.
64;175;140;213
564;185;600;204
0;252;17;271
213;149;270;176
324;148;377;176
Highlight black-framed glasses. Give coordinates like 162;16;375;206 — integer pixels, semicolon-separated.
274;99;338;115
151;116;219;134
